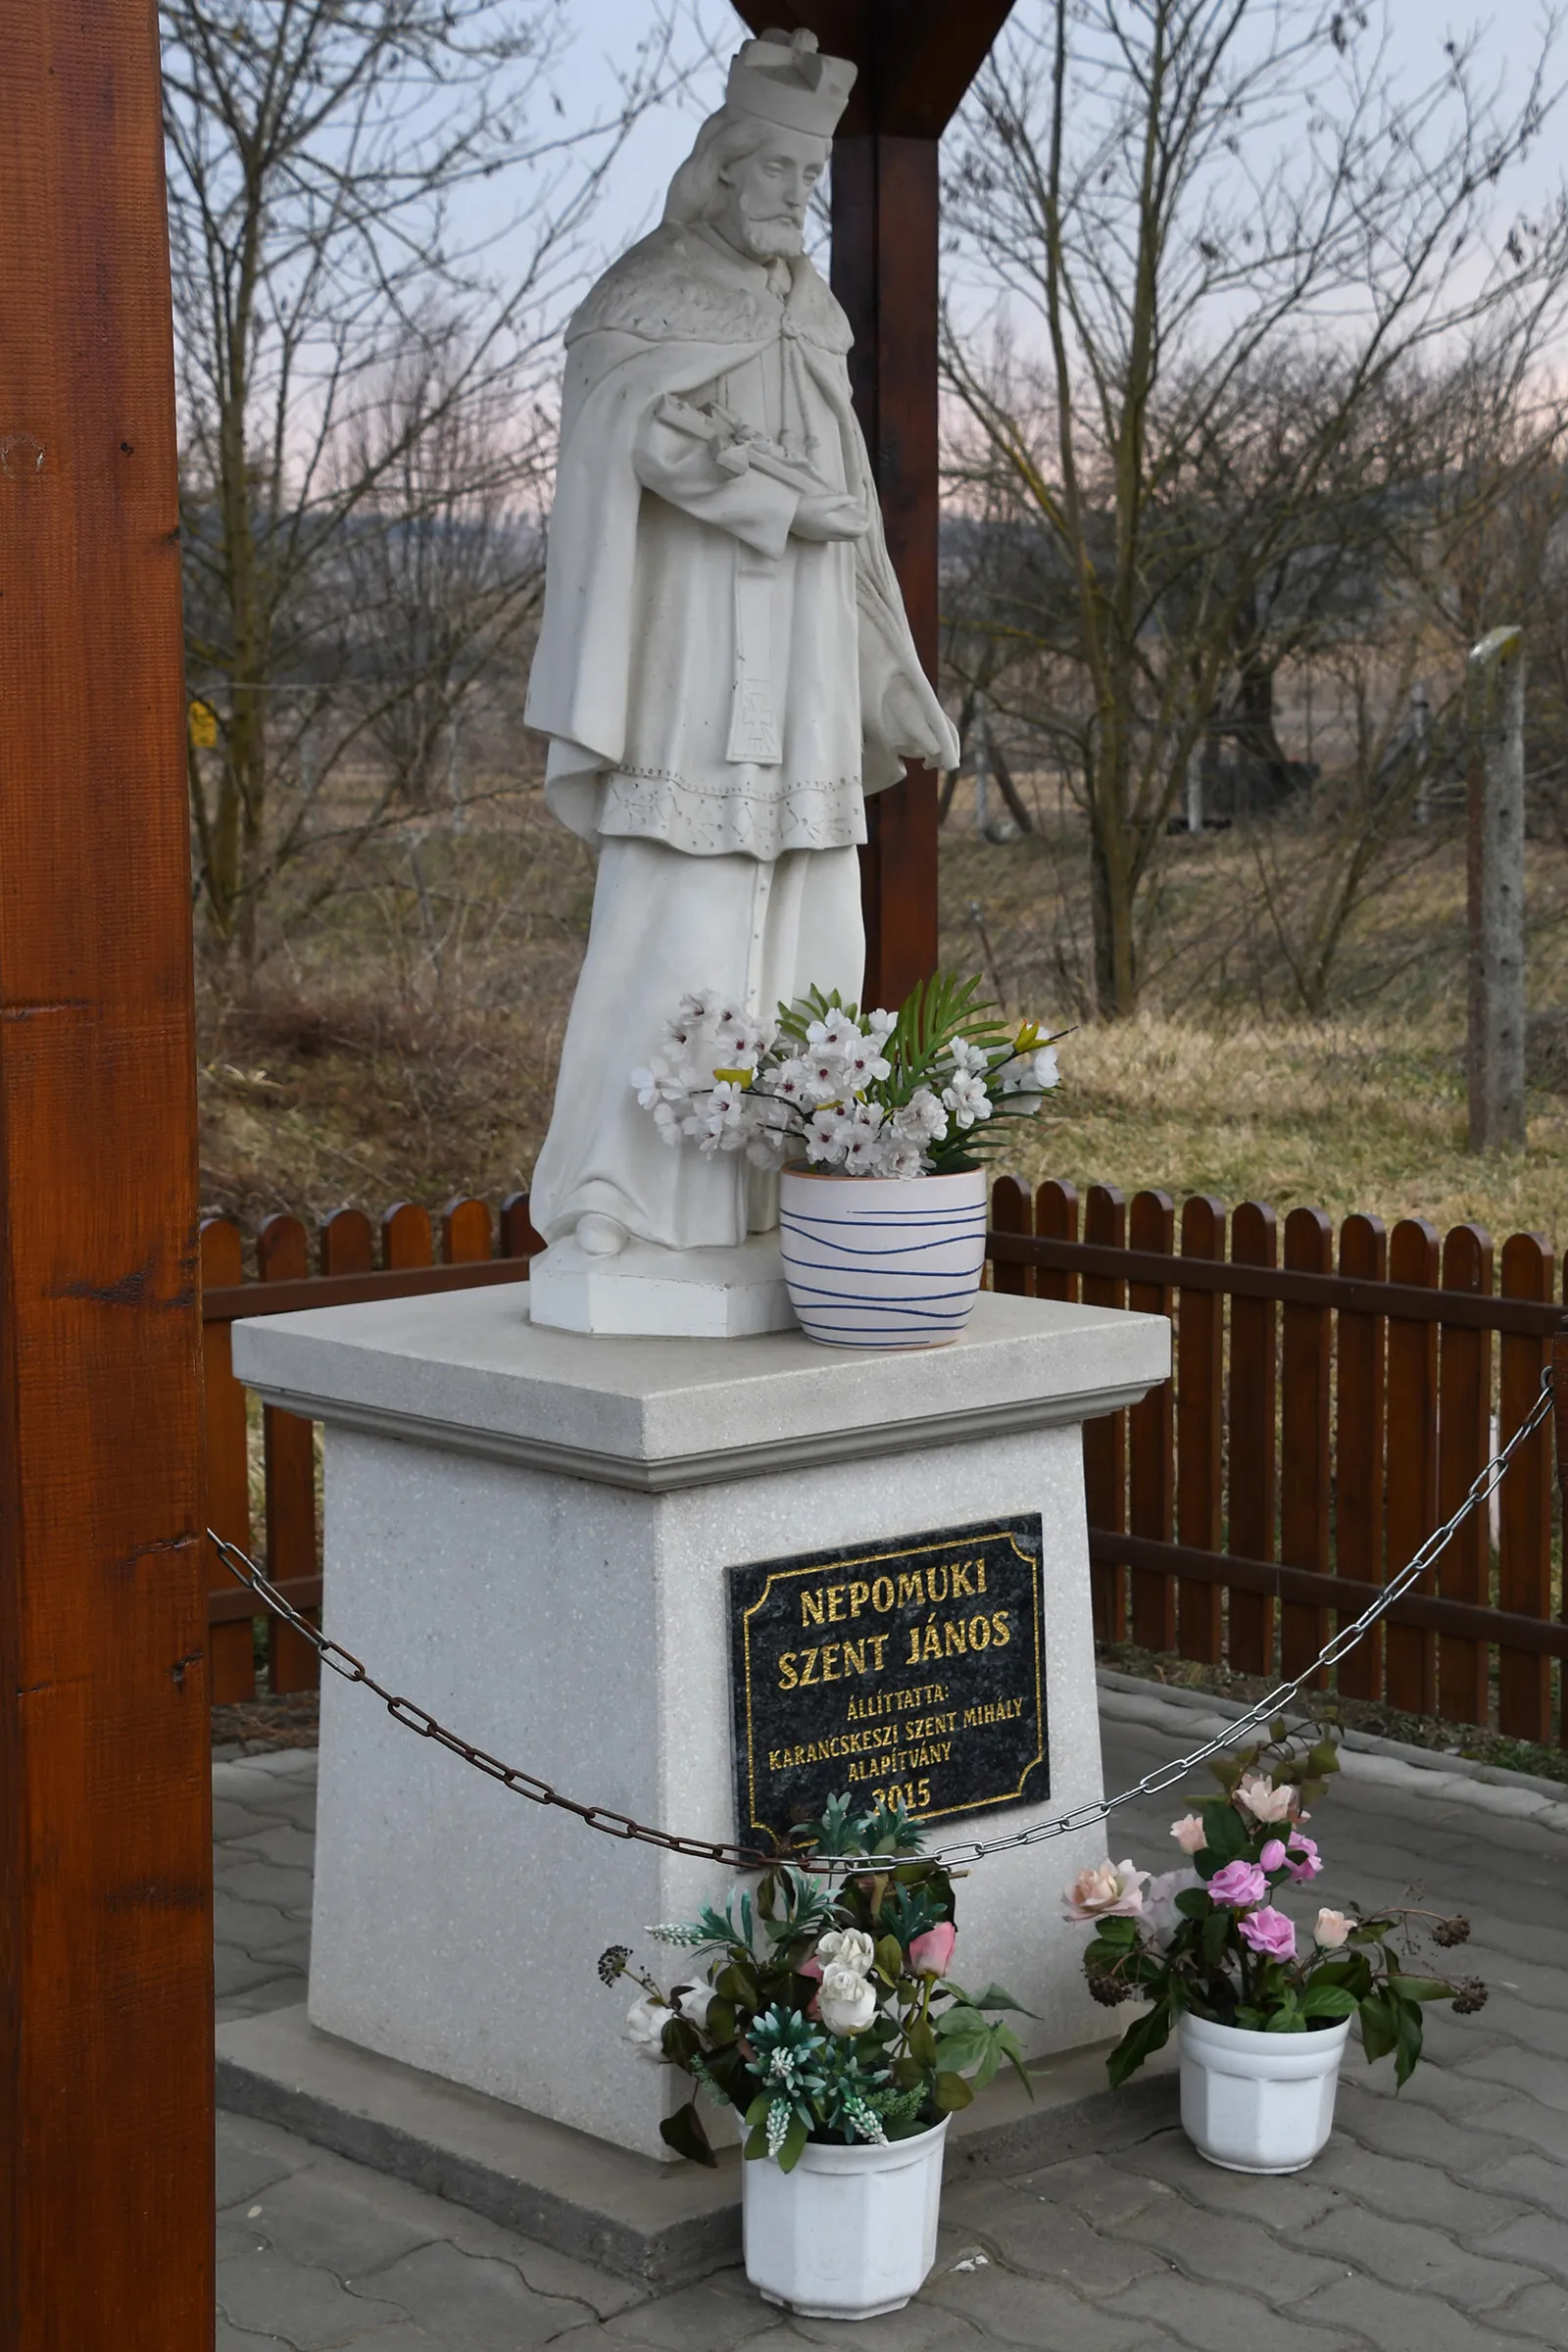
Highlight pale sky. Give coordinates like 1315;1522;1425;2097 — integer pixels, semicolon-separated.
560;0;1568;273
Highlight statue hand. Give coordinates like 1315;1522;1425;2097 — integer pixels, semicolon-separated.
882;674;954;765
792;491;869;543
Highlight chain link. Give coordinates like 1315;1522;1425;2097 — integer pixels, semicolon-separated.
210;1368;1555;1874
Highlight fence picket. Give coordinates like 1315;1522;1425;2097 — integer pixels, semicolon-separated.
1385;1218;1442;1714
1280;1207;1334;1682
443;1196;493;1265
1227;1200;1278;1676
1497;1233;1555;1740
257;1215;319;1694
989;1176;1032;1296
201;1217;256;1702
382;1200;434;1268
319;1206;375;1278
1335;1213;1388;1703
1128;1190;1176;1652
1438;1224;1494;1727
1033;1181;1079;1304
1176;1196;1225;1662
1082;1184;1127;1642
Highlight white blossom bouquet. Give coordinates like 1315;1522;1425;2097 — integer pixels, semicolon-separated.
631;971;1063;1179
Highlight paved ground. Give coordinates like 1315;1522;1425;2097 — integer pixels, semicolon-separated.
215;1708;1568;2350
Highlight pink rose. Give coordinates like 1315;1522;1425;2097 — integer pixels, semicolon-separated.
1314;1908;1353;1948
796;1956;822;1983
1259;1838;1288;1872
1207;1860;1267;1909
1285;1831;1322;1883
1063;1860;1150;1921
1238;1905;1297;1961
1170;1814;1207;1854
908;1921;957;1978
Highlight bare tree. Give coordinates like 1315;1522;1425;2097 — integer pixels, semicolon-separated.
942;0;1568;1016
164;0;680;961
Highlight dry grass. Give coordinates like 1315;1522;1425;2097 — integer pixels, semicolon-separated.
199;787;1568;1258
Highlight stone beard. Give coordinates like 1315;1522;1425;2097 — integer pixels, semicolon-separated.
524;38;958;1258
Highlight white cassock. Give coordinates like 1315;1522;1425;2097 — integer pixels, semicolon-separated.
525;220;958;1250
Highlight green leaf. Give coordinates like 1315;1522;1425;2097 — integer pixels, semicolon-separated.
659;2101;716;2168
1092;1916;1140;1947
1174;1887;1209;1919
1390;1978;1454;2005
743;2090;773;2130
744;2122;770;2160
1393;1999;1425;2088
1106;2000;1173;2089
1200;1799;1246;1860
1358;1992;1398;2065
1298;1985;1357;2020
776;2113;810;2174
875;1936;904;1982
1201;1908;1233;1968
906;2019;938;2068
963;1983;1037;2015
933;2070;975;2112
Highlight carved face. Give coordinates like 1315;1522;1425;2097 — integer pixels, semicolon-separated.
713;122;830;260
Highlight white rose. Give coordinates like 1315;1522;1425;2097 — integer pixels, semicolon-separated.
1313;1908;1353;1949
623;1993;669;2060
815;1928;875;1978
674;1983;713;2030
1236;1772;1298;1825
817;1962;878;2035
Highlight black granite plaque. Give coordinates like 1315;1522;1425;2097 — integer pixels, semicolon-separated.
728;1514;1048;1849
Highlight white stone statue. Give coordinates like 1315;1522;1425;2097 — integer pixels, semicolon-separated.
524;25;959;1330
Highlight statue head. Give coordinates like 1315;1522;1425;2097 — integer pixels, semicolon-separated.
663;27;857;262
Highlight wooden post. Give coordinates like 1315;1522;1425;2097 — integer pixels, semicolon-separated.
736;2;1017;1005
1466;625;1527;1151
0;7;213;2347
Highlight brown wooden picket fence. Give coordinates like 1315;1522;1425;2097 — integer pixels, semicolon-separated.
202;1177;1568;1745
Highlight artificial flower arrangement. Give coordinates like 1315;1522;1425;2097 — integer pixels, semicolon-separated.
630;971;1063;1179
600;1793;1031;2171
1065;1719;1488;2088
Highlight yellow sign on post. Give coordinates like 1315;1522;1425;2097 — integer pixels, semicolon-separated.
187;699;219;750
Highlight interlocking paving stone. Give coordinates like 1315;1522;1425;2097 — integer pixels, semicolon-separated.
1102;2273;1374;2351
1293;2276;1552;2352
1294;2203;1545;2309
215;1715;1568;2352
219;2245;410;2346
357;2239;604;2348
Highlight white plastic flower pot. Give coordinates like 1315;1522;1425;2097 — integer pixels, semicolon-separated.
778;1166;989;1349
741;2118;950;2320
1179;2012;1350;2174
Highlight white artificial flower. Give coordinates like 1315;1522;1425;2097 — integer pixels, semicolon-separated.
630;1054;686;1109
947;1036;992;1078
1313;1908;1353;1949
1236;1772;1298;1826
865;1007;897;1040
1143;1867;1202;1951
805;1105;852;1163
769;1056;813;1104
892;1088;948;1145
716;1013;775;1065
624;1992;669;2059
807;1006;861;1054
875;1138;926;1180
841;1102;886;1172
674;1983;714;2029
803;1051;847;1102
816;1962;878;2035
1032;1044;1060;1091
841;1035;892;1086
696;1080;750;1155
815;1928;875;1977
942;1070;992;1130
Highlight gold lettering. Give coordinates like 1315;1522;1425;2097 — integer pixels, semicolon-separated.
944;1619;968;1657
968;1613;991;1651
977;1560;987;1594
843;1639;866;1676
802;1590;824;1628
920;1619;943;1664
897;1571;925;1607
952;1562;975;1598
849;1581;870;1617
799;1647;820;1685
821;1644;841;1682
868;1634;889;1673
827;1585;848;1623
927;1563;949;1603
906;1626;921;1665
778;1652;798;1690
992;1610;1011;1646
872;1576;895;1612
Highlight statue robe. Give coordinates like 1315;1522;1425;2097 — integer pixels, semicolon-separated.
525;221;956;1250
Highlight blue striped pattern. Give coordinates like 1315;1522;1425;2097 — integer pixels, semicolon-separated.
779;1185;988;1348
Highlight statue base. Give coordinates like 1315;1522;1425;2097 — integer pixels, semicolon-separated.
527;1230;796;1339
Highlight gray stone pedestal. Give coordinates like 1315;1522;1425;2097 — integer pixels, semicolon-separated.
234;1288;1168;2161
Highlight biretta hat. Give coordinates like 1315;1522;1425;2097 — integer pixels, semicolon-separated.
725;27;857;139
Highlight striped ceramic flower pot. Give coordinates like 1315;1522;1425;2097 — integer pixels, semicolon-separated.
777;1166;989;1349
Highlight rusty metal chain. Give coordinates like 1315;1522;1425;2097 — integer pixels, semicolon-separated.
209;1366;1554;1874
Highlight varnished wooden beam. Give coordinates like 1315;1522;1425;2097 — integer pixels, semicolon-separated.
732;3;1016;134
0;6;214;2346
